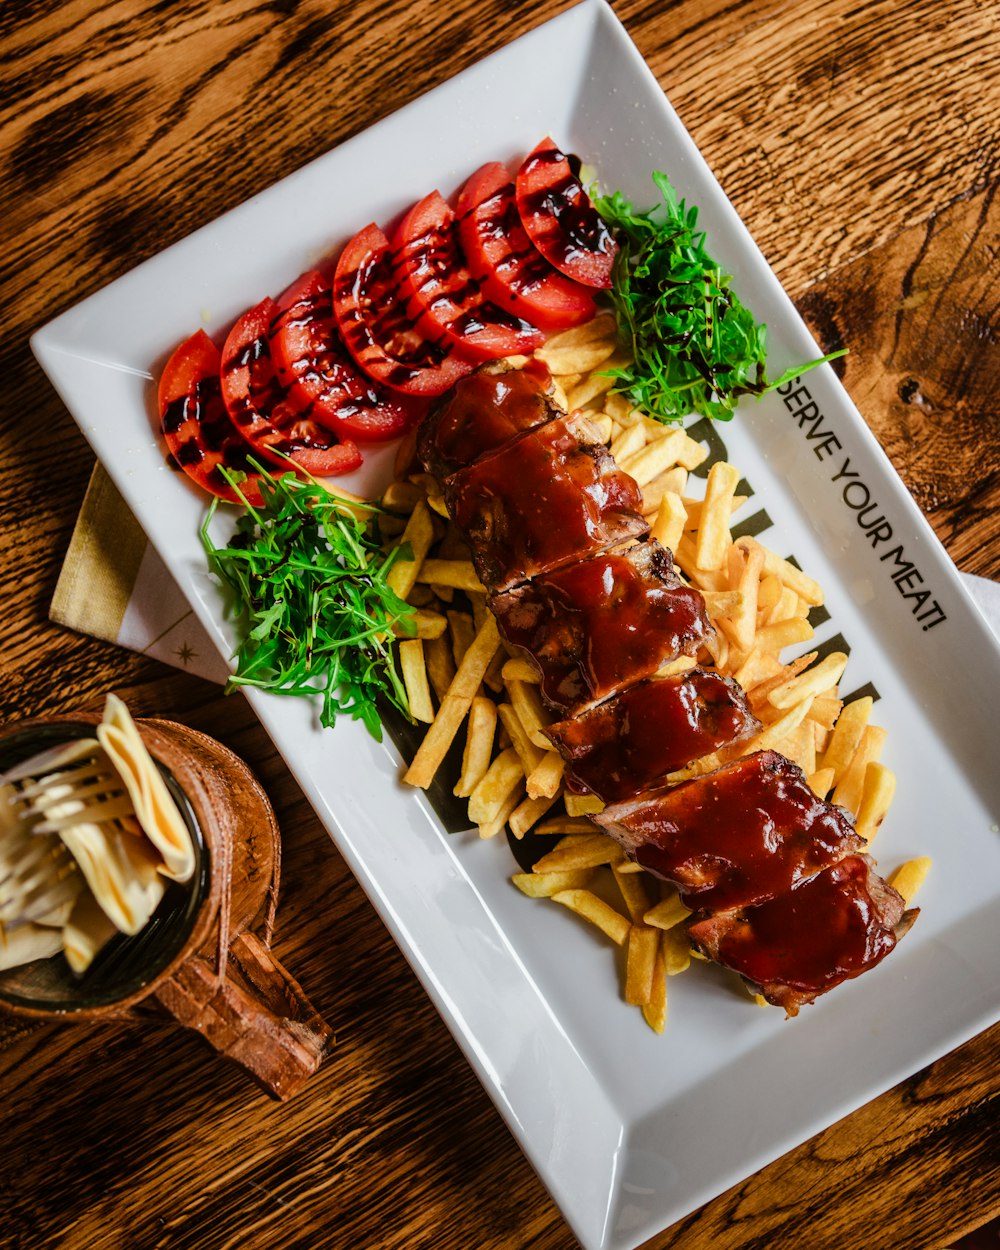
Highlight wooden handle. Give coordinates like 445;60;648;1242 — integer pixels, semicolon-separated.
152;931;332;1101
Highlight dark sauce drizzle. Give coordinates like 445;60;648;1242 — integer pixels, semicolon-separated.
333;247;452;387
222;327;338;455
520;144;616;264
268;288;384;420
394;217;536;338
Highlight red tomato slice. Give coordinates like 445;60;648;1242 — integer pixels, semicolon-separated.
456;162;597;332
331;223;472;397
158;330;271;505
221;298;362;476
392;191;544;362
269;270;416;442
515;138;617;289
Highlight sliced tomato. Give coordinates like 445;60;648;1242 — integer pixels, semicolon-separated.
456;161;597;332
220;298;362;476
392;191;544;362
158;330;271;505
515;138;617;289
269;270;416;443
331;223;472;397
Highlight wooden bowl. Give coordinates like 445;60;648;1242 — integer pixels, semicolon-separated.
0;714;331;1099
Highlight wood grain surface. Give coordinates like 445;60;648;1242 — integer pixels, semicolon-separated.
1;1;998;1248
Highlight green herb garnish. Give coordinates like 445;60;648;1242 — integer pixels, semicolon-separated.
200;464;415;741
592;171;845;423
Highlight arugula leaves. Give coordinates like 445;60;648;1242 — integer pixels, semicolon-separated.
593;171;845;423
200;465;415;741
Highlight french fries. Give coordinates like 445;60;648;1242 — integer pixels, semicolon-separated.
643;938;668;1033
497;702;546;777
501;656;540;683
453;696;497;798
533;834;625;873
832;724;887;817
650;491;687;552
468;746;524;829
820;695;872;783
400;608;449;640
551;889;631;946
403;614;500;788
564;793;605;817
526;751;565;799
625;926;659;1005
695;462;741;571
512;868;594;897
888;856;932;905
478;785;526;840
386;498;434;600
612;861;654;923
855;762;897;843
643;893;690;931
425;633;457;702
417;559;486;592
509;793;559;839
504;677;551;750
399;639;435;724
386;321;915;1036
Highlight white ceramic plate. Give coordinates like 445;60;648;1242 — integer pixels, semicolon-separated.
32;3;1000;1246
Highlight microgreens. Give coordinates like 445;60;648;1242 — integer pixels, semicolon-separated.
593;172;845;423
199;464;415;741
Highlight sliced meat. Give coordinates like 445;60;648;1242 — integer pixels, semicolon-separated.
411;361;917;1019
443;411;648;591
595;750;864;913
417;362;558;481
545;671;760;803
490;540;711;710
687;854;911;1015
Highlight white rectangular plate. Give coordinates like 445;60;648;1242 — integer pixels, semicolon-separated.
32;3;1000;1247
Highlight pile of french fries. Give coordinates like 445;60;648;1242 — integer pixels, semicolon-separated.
377;314;930;1032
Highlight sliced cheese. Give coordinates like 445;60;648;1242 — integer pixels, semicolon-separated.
60;819;165;936
63;889;119;974
98;695;195;883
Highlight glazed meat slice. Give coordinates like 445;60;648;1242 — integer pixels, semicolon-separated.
490;540;711;710
443;411;648;592
687;855;911;1015
594;750;864;913
545;671;760;803
418;363;558;481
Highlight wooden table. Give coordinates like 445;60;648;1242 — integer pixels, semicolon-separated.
2;1;998;1246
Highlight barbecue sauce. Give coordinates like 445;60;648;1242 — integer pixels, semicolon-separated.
490;542;711;709
444;413;648;591
688;855;904;1012
414;356;912;1015
598;751;863;913
418;365;557;479
545;671;759;802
